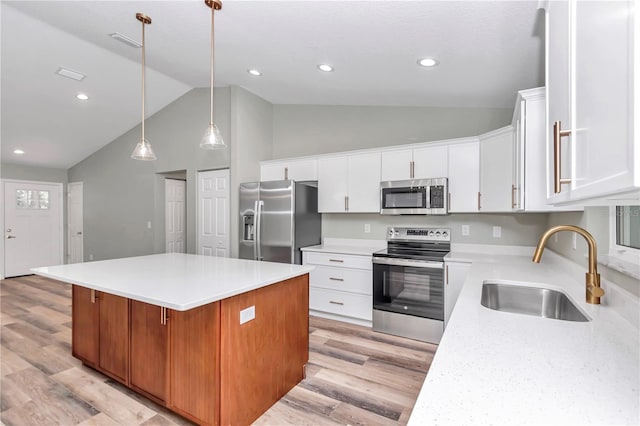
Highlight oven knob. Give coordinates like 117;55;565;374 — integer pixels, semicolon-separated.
436;231;441;237
429;231;434;236
443;231;448;237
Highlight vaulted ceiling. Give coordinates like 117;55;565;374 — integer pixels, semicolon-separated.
1;1;544;169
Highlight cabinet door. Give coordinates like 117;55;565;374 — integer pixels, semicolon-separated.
98;292;129;384
413;145;448;179
287;159;318;181
318;156;348;212
72;286;99;367
480;128;513;212
347;152;381;213
444;262;470;328
546;0;572;203
448;141;480;212
571;0;635;199
380;149;412;181
130;301;168;403
260;163;286;181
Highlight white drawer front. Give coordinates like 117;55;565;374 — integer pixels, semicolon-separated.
310;288;372;321
303;252;372;270
309;266;371;295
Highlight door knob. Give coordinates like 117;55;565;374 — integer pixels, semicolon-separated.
77;232;82;235
7;235;16;239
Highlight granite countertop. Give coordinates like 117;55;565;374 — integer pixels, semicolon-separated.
32;253;313;311
409;249;640;425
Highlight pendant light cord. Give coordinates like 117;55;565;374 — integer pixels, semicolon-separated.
141;19;146;140
210;4;215;126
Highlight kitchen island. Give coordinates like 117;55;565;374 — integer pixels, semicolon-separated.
32;253;314;426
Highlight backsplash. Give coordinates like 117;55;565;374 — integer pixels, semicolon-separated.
322;213;549;246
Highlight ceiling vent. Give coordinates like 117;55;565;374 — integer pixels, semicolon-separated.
55;67;86;81
109;32;142;48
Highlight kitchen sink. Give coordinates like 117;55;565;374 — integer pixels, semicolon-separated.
480;282;590;322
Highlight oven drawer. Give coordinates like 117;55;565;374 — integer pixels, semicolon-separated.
303;252;371;270
310;288;372;321
309;266;371;295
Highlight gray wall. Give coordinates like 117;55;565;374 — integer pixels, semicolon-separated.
272;105;513;158
323;213;549;246
547;208;639;296
68;87;230;261
229;86;274;258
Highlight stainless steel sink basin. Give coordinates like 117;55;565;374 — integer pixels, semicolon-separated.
481;282;590;322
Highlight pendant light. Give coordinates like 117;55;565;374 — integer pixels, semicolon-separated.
200;0;226;149
131;13;156;161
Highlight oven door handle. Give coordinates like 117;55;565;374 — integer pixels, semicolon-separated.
372;257;444;269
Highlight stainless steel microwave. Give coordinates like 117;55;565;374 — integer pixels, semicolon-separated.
380;178;448;215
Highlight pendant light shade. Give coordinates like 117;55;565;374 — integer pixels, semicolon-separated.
131;13;156;161
200;0;226;150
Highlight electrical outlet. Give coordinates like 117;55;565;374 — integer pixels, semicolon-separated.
240;306;255;324
572;233;577;250
364;223;371;233
147;221;152;229
492;226;502;238
461;225;470;236
89;254;93;261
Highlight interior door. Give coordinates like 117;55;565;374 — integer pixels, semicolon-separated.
4;180;63;277
165;179;186;253
68;182;83;263
198;169;230;257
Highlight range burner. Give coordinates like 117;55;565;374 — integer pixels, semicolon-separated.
373;227;451;262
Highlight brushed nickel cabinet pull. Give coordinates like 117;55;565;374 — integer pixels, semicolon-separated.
329;301;344;306
344;195;349;212
477;192;481;211
329;277;344;282
553;121;572;193
511;184;517;209
410;161;415;179
329;259;344;263
284;167;289;180
448;192;451;210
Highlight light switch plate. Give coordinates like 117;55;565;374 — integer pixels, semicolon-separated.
493;226;502;238
240;306;256;324
364;223;371;233
462;225;470;236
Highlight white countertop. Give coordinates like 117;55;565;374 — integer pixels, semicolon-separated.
32;253;313;311
409;250;640;425
301;238;386;256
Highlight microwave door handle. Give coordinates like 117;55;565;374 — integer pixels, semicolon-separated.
425;185;431;209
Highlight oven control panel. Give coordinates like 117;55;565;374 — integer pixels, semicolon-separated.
387;227;451;242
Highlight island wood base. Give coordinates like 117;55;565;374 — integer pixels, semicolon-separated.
72;274;309;426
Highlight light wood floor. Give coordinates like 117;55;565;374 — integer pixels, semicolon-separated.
1;275;437;425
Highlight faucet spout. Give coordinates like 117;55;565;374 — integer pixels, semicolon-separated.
532;225;604;304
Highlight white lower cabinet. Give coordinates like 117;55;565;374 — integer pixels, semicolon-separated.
303;251;372;325
444;261;470;328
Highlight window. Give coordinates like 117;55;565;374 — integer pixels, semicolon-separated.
16;189;50;209
610;205;640;266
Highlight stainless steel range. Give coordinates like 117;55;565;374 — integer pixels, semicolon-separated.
372;227;450;343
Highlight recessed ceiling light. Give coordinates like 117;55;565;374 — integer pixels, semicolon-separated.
76;93;89;101
317;64;334;72
247;69;262;76
55;67;86;81
109;32;142;48
417;58;439;67
13;149;25;155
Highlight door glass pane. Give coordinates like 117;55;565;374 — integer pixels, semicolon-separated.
616;206;640;249
15;189;50;209
38;191;49;209
16;190;28;208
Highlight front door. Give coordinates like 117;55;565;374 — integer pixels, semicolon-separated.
197;169;230;257
4;180;63;277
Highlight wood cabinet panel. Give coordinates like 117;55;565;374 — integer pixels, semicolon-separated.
71;285;99;367
169;302;220;426
98;292;129;384
220;274;309;426
130;300;168;403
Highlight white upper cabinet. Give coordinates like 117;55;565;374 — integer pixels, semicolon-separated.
318;152;381;213
448;139;480;213
380;145;448;181
479;126;514;212
260;158;318;181
544;0;638;203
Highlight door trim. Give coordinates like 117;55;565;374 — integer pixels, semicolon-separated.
2;178;64;278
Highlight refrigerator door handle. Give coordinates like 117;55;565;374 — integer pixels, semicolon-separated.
253;200;259;260
256;200;264;261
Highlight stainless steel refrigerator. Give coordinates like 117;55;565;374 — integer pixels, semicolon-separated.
239;180;321;264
